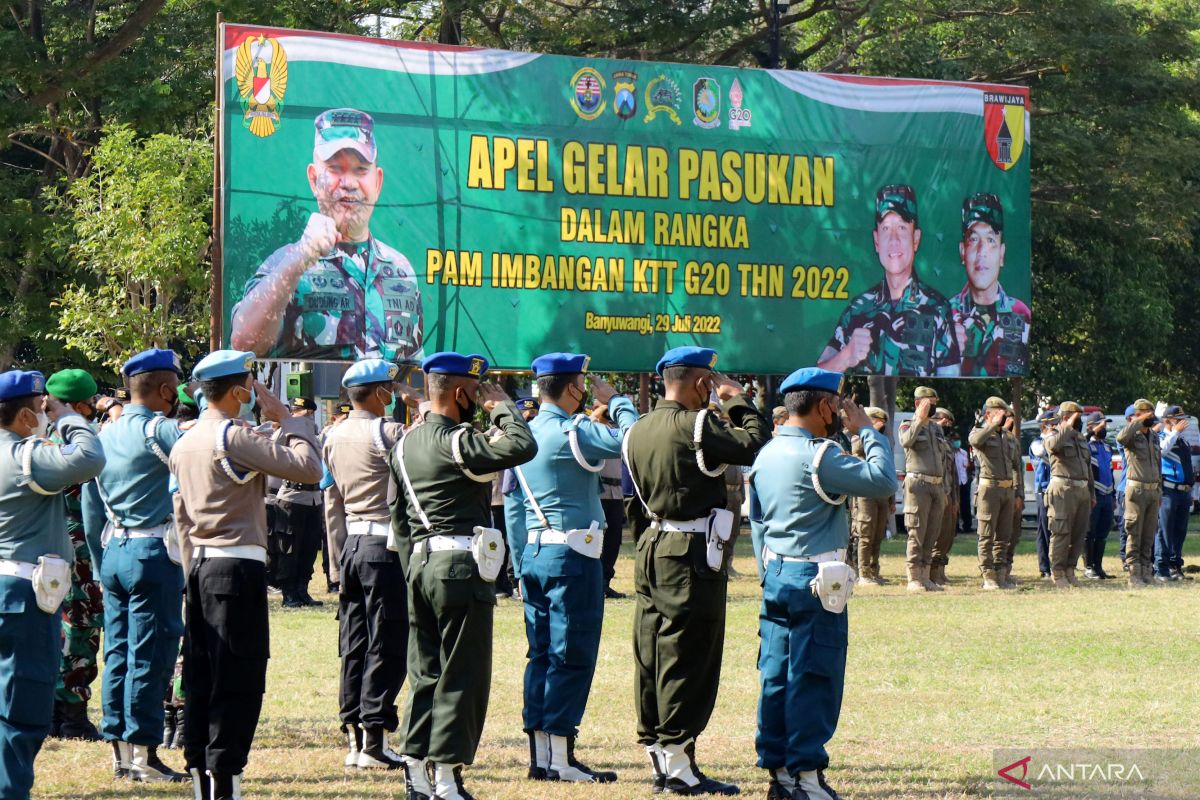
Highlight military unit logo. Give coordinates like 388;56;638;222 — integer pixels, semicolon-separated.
468;358;486;377
983;91;1027;171
570;67;607;120
613;71;638;120
643;75;682;125
693;77;721;129
728;78;752;131
234;34;289;138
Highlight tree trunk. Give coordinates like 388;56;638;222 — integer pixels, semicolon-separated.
438;0;465;45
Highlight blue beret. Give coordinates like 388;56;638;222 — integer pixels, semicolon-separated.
655;346;718;376
780;367;844;394
1124;404;1137;418
0;370;45;402
531;352;590;377
515;397;538;412
421;352;488;378
123;348;183;377
342;358;400;388
1037;409;1058;423
193;350;256;381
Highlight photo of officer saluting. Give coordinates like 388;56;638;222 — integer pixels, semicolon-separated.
231;108;424;363
817;184;960;377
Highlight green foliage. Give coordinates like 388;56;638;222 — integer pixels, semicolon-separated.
48;126;212;372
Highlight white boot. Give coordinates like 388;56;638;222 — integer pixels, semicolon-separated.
547;733;617;783
647;743;666;791
190;768;206;800
660;739;739;795
209;772;243;800
357;727;403;769
402;756;434;799
795;769;841;800
432;762;473;800
343;724;362;768
770;767;796;797
528;730;550;778
111;740;131;778
130;744;186;782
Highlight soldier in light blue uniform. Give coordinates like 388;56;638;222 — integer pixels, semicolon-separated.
80;349;188;784
0;369;106;799
749;368;897;800
506;353;636;784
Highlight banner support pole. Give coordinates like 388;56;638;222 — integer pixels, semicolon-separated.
209;12;225;352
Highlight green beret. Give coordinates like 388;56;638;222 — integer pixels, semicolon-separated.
46;369;98;403
177;384;198;408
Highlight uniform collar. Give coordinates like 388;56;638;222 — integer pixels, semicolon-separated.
654;399;690;412
122;403;155;418
424;412;461;428
539;401;570;420
775;425;814;439
200;408;233;421
348;409;380;420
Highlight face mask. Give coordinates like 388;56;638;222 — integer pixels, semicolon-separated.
824;399;844;438
458;392;478;422
953;440;962;448
1072;419;1083;431
238;386;256;418
569;383;589;412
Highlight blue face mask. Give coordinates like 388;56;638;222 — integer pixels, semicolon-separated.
239;386;257;418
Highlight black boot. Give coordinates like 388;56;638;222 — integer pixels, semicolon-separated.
1093;539;1111;578
57;701;103;741
358;726;403;769
210;771;241;800
172;706;186;749
130;744;188;783
49;701;64;739
281;580;305;608
163;707;178;749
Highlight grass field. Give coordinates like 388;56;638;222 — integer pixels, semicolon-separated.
33;526;1200;799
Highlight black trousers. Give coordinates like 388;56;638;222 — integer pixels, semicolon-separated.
276;502;324;593
265;504;282;586
490;506;516;594
959;483;973;531
183;557;268;776
339;535;408;730
601;498;626;585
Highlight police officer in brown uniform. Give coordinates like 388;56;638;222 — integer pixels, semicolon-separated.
999;411;1025;588
1116;399;1161;586
170;350;323;800
1042;401;1094;588
969;397;1019;590
900;386;946;592
853;407;893;585
929;407;959;587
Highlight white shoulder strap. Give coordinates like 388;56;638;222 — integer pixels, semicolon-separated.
144;416;169;465
513;466;552;531
395;433;433;531
18;438;56;496
693;408;728;478
811;439;848;506
566;415;604;473
451;426;495;483
215;420;259;486
620;421;659;522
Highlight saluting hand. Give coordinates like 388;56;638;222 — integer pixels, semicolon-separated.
43;394;70;426
841;396;872;432
590;376;617;405
254;381;288;424
394;383;424;410
477;382;509;413
712;373;743;402
914;397;933;421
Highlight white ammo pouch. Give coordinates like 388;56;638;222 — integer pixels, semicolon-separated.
396;432;506;581
705;507;735;571
32;555;72;614
513;466;603;559
811;561;856;614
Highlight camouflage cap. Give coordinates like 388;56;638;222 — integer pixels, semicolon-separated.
1133;398;1154;412
962;192;1004;236
914;386;938;400
875;184;918;226
983;395;1012;413
1058;401;1082;415
314;108;377;163
864;406;888;422
935;407;955;423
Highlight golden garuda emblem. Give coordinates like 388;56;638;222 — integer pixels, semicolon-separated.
235;34;288;138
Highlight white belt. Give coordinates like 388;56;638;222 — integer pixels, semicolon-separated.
412;535;472;554
763;547;846;564
651;517;708;533
1163;481;1192;492
908;473;943;485
194;544;267;563
979;478;1015;489
0;559;36;580
112;524;168;540
528;529;570;545
346;519;390;537
1126;479;1160;490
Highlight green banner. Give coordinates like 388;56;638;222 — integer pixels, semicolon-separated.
219;24;1031;376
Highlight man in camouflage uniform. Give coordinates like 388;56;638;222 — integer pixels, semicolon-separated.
818;184;960;377
231;108;424;362
900;386;947;592
951;193;1031;377
45;370;105;741
928;407;959;587
853;406;894;585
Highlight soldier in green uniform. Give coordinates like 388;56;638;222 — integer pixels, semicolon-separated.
899;387;947;592
852;407;893;586
1043;402;1094;588
970;397;1020;590
818;185;960;377
1116;399;1161;586
624;346;769;796
41;371;105;742
231;108;423;363
929;407;959;587
388;352;536;800
950;193;1031;377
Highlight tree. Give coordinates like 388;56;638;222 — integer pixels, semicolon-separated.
49;126;212;373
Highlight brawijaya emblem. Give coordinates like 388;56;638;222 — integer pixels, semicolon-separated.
235;34;289;138
643;75;682;125
571;67;607;120
983;91;1027;171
